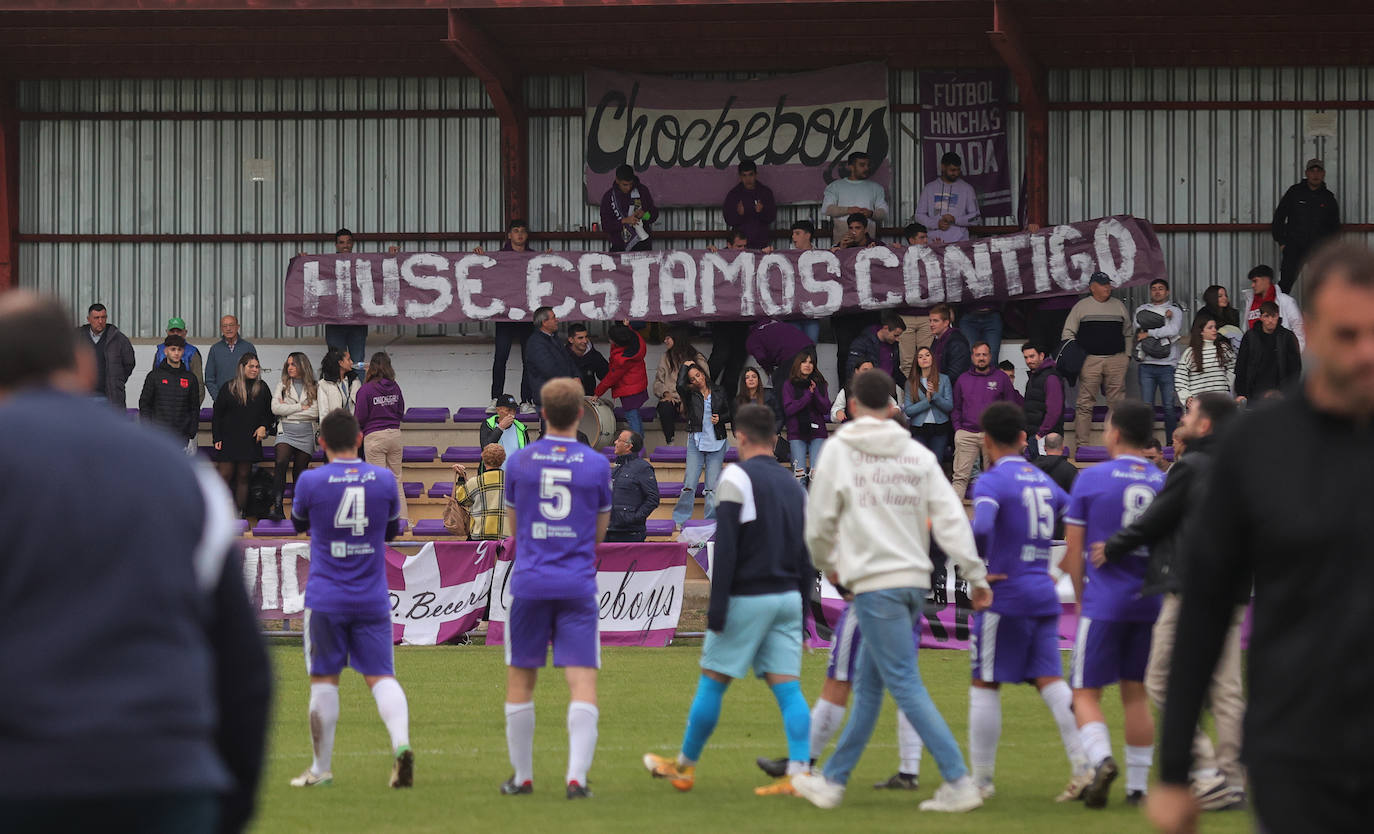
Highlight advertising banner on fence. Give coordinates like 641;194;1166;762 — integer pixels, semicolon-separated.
919;69;1012;218
486;542;688;648
283;216;1165;326
584;64;890;206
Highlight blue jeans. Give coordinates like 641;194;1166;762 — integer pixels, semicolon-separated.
958;309;1003;364
822;588;969;785
789;437;825;475
324;325;368;368
1138;363;1177;444
673;436;726;525
792;319;820;344
912;422;949;462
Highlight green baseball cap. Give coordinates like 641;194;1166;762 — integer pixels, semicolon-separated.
166;316;186;330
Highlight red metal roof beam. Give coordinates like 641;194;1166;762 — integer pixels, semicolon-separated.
987;0;1047;228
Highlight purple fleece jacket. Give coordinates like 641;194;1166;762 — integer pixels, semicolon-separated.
354;378;405;435
951;366;1015;433
746;320;815;375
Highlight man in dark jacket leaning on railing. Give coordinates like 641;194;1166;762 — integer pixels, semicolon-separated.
606;429;660;543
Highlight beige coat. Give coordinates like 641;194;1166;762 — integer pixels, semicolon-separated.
653;352;708;403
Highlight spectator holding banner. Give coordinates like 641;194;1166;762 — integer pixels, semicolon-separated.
323;228;370;372
821;151;888;244
722;160;777;250
600;164;656;252
1062;272;1132;448
914;151;982;246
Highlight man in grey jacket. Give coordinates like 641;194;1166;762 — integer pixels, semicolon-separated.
204;314;258;402
1134;279;1184;445
77;302;135;409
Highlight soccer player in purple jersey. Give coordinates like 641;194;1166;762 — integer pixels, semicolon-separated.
288;409;413;789
965;403;1089;802
501;378;612;800
1060;400;1166;809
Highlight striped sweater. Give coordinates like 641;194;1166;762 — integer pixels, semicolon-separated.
1175;341;1235;401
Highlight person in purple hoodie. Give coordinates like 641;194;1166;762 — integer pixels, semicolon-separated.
745;318;816;396
600;164;656;252
721;160;777;250
353;351;409;523
1021;342;1066;455
781;348;830;484
949;342;1015;499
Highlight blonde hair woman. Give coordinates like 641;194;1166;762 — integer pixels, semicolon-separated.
268;351;319;520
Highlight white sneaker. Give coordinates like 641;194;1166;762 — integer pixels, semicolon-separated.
976;779;996;799
519;400;537;414
290;768;333;787
1055;767;1094;802
918;778;984;813
485;399;499;414
791;771;845;809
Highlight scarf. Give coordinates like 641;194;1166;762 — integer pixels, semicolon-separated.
610;186;644;246
1247;285;1276;329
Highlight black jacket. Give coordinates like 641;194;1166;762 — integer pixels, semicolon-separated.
139;360;202;441
1272;181;1341;250
1234;325;1302;400
1033;453;1078;493
935;328;972;381
569;344;609;396
1103;433;1233;599
79;323;136;408
524;329;578;403
846;326;906;391
608;454;659;535
677;364;731;441
1162;390;1374;783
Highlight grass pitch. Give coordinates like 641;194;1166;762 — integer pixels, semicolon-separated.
253;642;1252;834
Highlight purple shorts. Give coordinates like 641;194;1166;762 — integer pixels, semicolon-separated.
971;612;1063;684
1070;617;1152;689
506;595;601;669
305;609;394;677
825;605;922;683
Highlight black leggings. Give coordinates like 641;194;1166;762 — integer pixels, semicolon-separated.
656;400;681;444
273;443;313;497
217;460;255;511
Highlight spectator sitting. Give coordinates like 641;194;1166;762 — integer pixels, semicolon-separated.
706;227;751;254
211;352;273;516
523;306;578;406
1143;437;1170;473
653;326;709;445
1234;300;1303;404
1175;316;1236;411
904;345;954;461
595;323;650;437
78;302;136;409
355;352;408;524
914;150;981;246
205;314;257;403
834;212;880;250
1062;271;1132;448
781;348;831;484
153;316;204;395
672;360;731;529
138;333;201;454
1032;433;1078;492
930;303;972;382
480;393;529;468
1241;264;1305;351
452;444;508;540
746;317;816;395
316;345;359;417
847;310;907;391
950;341;1017;499
722;159;777;251
567;322;609;396
831;358;900;424
736;365;787;462
267;352;320;521
600;163;656;252
606;430;659;543
1192;284;1242;331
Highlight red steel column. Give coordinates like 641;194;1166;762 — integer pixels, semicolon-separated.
988;0;1048;228
0;82;19;291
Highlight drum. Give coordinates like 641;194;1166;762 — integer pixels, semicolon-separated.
578;397;617;448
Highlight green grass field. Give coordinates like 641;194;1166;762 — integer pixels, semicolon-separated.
252;642;1252;834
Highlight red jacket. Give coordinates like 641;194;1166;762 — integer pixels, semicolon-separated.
595;331;649;398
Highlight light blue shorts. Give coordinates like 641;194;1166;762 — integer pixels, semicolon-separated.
700;591;803;680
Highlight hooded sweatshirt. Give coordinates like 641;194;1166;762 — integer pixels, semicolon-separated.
951;365;1016;433
805;416;989;595
354;378;405;435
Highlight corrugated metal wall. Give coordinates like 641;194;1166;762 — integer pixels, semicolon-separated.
19;68;1373;338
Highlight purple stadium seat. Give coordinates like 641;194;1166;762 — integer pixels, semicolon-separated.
199;407;213;422
401;445;437;463
451;407;490;423
260;446;276;461
233;519;250;535
127;408;139;419
411;519;452;536
428;482;454;499
724;448;739;462
612;405;657;422
657;481;705;500
682;519;714;530
1062;405;1168;423
311;448;325;461
1163;446;1175;461
403;481;422;499
283;484;295;499
1074;445;1110;463
252;519;297;536
441;446;482;463
395;519;410;535
649;446;687;463
645;519;676;537
403;407;450;423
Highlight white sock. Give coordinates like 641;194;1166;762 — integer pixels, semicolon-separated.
809;699;847;757
968;687;1001;784
1126;745;1153;793
308;682;339;775
896;709;924;775
370;677;410;752
1040;681;1089;772
787;760;810;776
1080;721;1112;767
505;702;536;785
566;701;599;787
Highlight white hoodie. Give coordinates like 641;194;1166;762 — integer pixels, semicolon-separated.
805;416;989;595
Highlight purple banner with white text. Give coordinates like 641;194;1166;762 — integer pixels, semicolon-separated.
919;69;1012;218
584;64;890;206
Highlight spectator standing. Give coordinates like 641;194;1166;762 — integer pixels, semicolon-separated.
737;365;787;462
267;352;320;521
153;316;204;395
606;430;659;543
567;322;609;396
1020;343;1066;453
600;164;656;252
323;228;369;369
354;352;408;525
485;220;539;412
904;345;954;460
138;333;202;453
929;303;972;383
673;361;731;528
1134;279;1185;446
654;327;709;445
950;342;1016;499
1033;433;1078;492
211;352;273;515
77;302;135;409
821;151;888;244
722;160;777;250
958;303;1004;369
1062;272;1132;448
895;223;935;379
523;306;578;406
1234;301;1303;403
205;314;258;403
914;151;982;246
316;345;359;417
704;233;755;401
828;213;884;376
452;445;508;540
1192;285;1241;331
0;293;270;834
787;220;822;343
1174;317;1236;408
846;311;907;390
780;349;830;483
595;323;650;436
479;394;529;468
1241;264;1306;351
746;318;816;395
1271;158;1341;294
